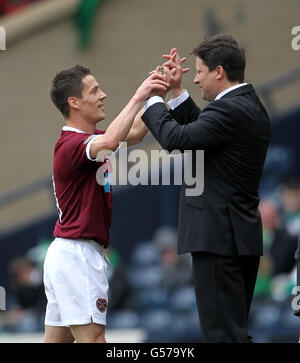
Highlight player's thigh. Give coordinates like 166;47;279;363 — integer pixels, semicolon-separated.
70;322;106;343
44;325;75;343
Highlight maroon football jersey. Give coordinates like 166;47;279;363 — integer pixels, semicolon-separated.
52;126;112;247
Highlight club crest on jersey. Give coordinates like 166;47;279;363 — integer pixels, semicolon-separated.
83;135;95;144
96;298;107;313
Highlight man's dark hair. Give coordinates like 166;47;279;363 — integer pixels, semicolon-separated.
50;65;92;118
192;34;246;83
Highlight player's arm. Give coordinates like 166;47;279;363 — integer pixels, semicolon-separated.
124;108;149;146
124;64;175;147
90;73;168;160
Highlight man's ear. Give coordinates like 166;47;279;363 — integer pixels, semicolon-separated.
215;65;225;80
68;96;80;111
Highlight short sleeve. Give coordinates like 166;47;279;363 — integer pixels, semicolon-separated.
86;135;101;161
62;133;99;169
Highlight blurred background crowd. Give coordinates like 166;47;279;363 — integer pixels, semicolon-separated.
0;0;300;342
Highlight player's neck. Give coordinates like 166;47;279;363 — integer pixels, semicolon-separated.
66;118;96;134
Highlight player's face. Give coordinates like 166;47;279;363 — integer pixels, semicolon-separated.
194;57;218;102
78;75;107;123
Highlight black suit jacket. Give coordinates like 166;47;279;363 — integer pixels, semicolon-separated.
142;84;271;256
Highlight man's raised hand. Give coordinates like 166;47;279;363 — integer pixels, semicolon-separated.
162;48;190;98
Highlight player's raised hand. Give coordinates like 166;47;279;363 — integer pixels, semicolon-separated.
149;66;170;99
134;69;169;102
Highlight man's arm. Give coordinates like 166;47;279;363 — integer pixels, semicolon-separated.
152;48;198;125
124;108;149;146
142;99;235;152
164;49;201;125
169;94;201;125
125;65;170;146
89;73;168;160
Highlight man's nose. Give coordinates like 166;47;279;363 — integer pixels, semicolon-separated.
100;91;107;99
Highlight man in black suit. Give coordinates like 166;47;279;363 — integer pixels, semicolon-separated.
141;34;271;343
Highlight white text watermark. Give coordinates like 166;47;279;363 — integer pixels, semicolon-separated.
0;286;6;310
0;26;6;50
291;286;300;312
291;26;300;51
95;143;204;197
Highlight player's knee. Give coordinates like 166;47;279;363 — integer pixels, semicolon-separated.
95;333;106;343
92;322;106;343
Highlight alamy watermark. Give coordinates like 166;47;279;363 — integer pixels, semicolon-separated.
95;143;204;197
291;286;300;312
291;26;300;51
0;26;6;50
0;286;6;311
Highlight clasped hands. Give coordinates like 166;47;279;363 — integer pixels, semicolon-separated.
135;48;190;103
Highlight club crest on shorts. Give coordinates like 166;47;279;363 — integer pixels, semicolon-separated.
96;298;107;313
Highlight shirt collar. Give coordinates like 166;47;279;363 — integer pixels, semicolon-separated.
215;83;248;100
62;126;85;134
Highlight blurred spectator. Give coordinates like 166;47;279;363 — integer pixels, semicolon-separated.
279;178;300;237
259;146;294;199
153;226;193;292
253;253;272;298
0;256;46;332
260;199;298;276
107;248;133;313
9;256;45;312
254;199;298;301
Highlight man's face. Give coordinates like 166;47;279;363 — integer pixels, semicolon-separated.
76;74;107;123
193;57;218;102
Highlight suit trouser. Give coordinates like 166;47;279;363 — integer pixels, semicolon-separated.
191;251;260;343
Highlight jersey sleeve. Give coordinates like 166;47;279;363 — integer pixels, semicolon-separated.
62;133;101;169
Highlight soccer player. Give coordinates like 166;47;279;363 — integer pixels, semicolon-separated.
43;65;168;343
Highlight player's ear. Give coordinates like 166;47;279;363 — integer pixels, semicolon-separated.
68;96;80;111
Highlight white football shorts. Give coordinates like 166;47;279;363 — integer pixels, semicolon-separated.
43;237;109;327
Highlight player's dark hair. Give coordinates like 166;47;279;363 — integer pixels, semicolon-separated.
192;34;246;83
50;65;92;118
